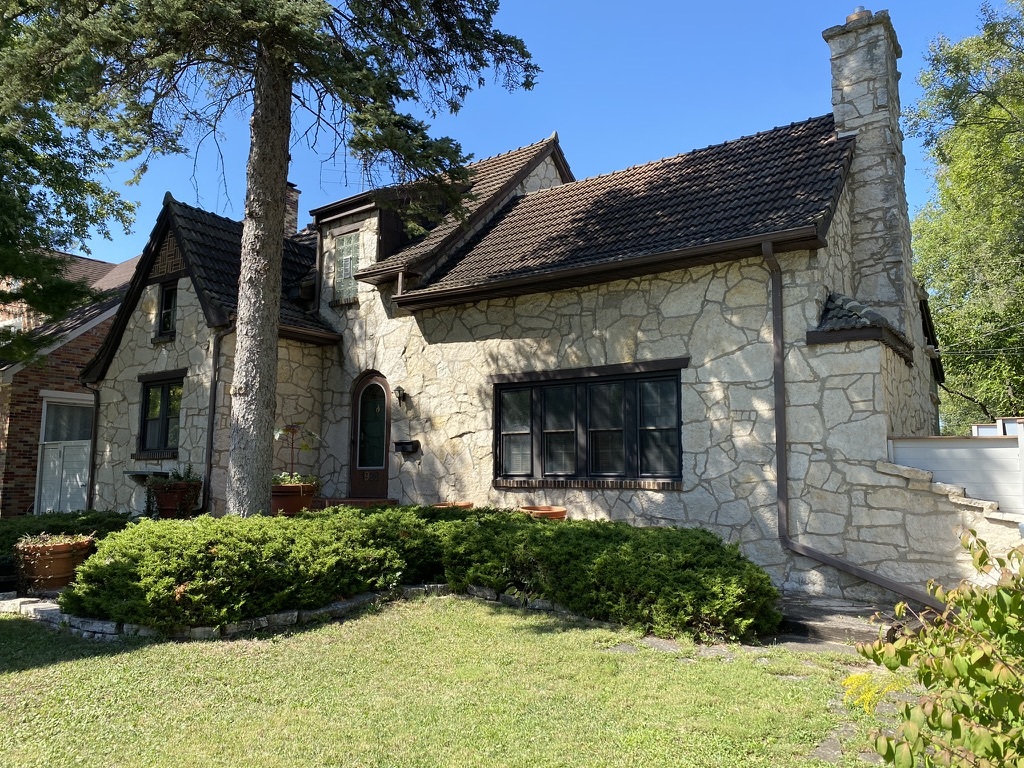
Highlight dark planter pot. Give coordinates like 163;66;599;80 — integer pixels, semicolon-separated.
151;481;202;519
0;560;18;593
271;484;318;516
15;538;94;591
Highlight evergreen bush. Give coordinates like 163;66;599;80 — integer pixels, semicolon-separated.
60;506;780;641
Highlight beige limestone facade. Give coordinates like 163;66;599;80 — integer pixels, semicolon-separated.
87;9;1021;606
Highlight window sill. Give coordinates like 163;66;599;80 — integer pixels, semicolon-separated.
151;333;176;345
131;450;178;461
329;297;358;309
493;478;684;492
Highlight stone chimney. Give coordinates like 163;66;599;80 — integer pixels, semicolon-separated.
823;8;913;332
285;182;300;233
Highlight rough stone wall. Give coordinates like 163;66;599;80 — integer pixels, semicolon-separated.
315;205;1016;599
92;266;331;516
0;319;113;516
824;10;915;333
93;279;214;515
205;336;330;516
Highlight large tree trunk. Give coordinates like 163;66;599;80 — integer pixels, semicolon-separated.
227;46;292;517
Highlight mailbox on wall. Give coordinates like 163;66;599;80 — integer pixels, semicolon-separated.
393;440;420;454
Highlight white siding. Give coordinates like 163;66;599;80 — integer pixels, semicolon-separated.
890;437;1023;517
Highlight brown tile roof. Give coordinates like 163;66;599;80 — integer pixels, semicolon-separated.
166;197;333;333
398;115;853;306
359;134;571;278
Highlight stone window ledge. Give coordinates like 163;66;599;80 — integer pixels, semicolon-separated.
151;332;176;345
493;478;684;492
329;297;358;309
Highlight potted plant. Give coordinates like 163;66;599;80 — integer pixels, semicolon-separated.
519;505;567;520
15;532;95;591
146;465;203;519
271;423;321;516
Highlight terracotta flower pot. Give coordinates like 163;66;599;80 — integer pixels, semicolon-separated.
151;481;202;519
15;538;94;591
519;505;567;520
271;484;318;516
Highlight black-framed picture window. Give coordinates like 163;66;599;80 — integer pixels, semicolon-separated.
543;385;576;475
142;380;183;451
494;368;682;481
500;389;532;475
588;381;626;475
639;379;680;475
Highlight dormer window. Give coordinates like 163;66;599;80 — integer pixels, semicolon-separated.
333;231;361;303
156;282;177;340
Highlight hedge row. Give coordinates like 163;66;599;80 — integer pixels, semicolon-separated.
0;510;131;569
60;506;781;641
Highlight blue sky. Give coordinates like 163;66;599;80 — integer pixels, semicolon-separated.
85;1;989;263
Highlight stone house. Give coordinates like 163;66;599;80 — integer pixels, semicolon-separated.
0;255;138;516
83;9;1020;604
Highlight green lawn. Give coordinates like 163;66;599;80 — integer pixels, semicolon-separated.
0;597;896;767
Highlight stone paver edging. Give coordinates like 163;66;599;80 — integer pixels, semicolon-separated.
0;584;583;641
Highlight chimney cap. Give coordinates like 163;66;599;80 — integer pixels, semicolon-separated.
847;6;872;22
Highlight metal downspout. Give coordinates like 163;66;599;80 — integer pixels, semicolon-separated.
83;381;101;511
200;323;235;514
761;241;940;609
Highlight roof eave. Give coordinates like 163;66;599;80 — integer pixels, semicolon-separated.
278;324;342;345
393;225;825;311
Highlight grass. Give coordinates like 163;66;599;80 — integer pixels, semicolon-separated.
0;597;900;767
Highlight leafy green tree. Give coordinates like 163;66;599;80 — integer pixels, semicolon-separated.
854;531;1024;767
910;1;1024;433
0;1;536;514
0;52;134;360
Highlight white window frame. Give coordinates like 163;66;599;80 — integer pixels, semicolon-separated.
34;390;94;515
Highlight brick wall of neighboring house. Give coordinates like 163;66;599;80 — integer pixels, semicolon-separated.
0;318;113;516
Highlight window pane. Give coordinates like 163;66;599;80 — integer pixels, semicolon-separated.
544;432;575;474
590;430;625;474
144;419;162;450
167;384;182;419
640;429;679;475
589;382;623;428
502;434;531;474
358;384;387;467
334;232;360;298
159;286;177;334
145;385;163;420
543;386;574;430
501;390;531;432
44;404;93;442
640;380;676;428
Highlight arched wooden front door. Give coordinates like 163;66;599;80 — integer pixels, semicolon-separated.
349;375;391;498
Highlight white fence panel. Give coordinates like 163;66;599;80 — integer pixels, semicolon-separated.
889;436;1024;516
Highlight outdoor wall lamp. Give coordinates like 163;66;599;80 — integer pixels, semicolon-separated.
393;385;407;406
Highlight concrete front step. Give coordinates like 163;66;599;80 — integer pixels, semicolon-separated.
777;597;892;645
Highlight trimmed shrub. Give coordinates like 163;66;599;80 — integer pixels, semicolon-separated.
60;510;418;630
60;506;780;641
438;511;780;641
0;510;131;569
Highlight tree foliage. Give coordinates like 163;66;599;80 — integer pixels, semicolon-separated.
0;17;135;360
854;532;1024;767
0;1;537;511
910;1;1024;432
